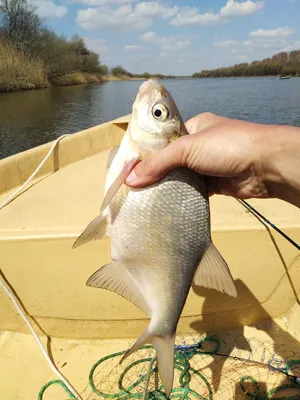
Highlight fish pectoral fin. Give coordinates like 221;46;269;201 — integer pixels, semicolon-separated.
86;262;151;317
106;146;120;169
120;329;175;398
72;214;107;249
193;242;237;297
100;156;141;213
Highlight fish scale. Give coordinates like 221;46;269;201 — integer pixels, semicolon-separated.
106;167;211;383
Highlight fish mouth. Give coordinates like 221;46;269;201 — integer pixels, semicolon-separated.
138;79;161;96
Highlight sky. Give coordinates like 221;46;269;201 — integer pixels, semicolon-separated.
35;0;300;75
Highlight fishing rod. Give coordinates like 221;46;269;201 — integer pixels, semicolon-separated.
238;199;300;251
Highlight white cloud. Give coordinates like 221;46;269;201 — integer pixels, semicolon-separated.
219;0;264;18
140;32;157;42
170;7;222;27
280;40;300;52
243;39;288;49
140;32;191;52
35;0;67;18
124;45;142;51
236;54;248;61
249;27;295;38
214;40;239;47
134;2;178;19
170;1;264;27
84;38;108;54
76;2;179;31
73;0;138;4
213;27;296;53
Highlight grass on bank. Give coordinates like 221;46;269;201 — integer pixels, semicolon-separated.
0;42;107;92
49;72;104;86
0;42;49;92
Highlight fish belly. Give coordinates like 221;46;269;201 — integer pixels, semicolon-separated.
107;167;211;334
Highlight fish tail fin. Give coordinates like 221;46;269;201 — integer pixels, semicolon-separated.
152;334;175;397
120;327;175;397
120;327;152;364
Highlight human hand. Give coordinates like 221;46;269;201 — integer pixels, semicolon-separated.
126;112;268;200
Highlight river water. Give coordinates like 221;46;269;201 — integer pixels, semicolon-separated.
1;77;300;159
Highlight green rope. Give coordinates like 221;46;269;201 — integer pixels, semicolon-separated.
38;379;77;400
38;337;300;400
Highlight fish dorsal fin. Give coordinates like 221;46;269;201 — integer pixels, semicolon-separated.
72;214;106;249
193;243;237;297
86;262;151;317
72;156;140;249
106;146;120;169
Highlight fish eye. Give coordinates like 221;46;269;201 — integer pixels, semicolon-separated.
152;103;169;121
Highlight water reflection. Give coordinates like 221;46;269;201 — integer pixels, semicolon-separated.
1;78;300;159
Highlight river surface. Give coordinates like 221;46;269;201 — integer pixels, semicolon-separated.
1;77;300;159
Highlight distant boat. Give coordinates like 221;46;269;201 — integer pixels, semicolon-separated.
277;75;291;80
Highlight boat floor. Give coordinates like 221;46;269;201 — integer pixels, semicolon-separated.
1;315;300;400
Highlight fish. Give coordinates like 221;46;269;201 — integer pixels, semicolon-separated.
73;79;237;397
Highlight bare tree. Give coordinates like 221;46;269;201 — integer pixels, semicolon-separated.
0;0;44;51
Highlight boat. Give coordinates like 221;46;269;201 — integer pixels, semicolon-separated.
277;75;291;80
1;114;300;399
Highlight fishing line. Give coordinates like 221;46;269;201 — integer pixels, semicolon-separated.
0;134;70;210
0;270;82;400
237;199;300;251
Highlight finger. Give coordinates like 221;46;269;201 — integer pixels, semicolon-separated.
185;113;227;135
125;138;189;188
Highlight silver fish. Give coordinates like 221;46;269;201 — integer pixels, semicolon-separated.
73;79;237;396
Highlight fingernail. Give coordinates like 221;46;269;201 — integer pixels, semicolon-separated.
126;170;137;184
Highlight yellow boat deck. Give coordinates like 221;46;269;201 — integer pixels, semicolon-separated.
0;115;300;399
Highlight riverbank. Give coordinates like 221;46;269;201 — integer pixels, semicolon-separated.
103;75;145;81
0;73;150;93
0;41;110;93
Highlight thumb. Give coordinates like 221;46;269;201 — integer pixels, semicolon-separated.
125;137;190;188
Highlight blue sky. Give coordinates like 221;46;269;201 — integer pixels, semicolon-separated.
36;0;300;75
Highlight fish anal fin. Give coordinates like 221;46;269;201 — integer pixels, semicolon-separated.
72;214;106;249
100;156;141;213
193;243;237;298
86;262;150;317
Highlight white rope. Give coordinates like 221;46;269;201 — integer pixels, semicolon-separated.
0;270;82;399
0;134;81;397
0;134;70;210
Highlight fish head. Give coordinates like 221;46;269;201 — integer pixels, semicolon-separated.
128;80;188;154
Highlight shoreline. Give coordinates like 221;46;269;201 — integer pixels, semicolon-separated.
2;73;297;94
0;73;154;94
193;75;299;79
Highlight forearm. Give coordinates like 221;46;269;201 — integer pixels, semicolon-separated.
261;124;300;207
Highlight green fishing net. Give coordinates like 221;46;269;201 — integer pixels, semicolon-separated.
39;332;300;400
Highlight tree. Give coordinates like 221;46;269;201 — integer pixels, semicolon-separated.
111;65;131;77
0;0;44;52
193;49;300;78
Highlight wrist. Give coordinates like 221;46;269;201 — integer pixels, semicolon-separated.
259;124;300;206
